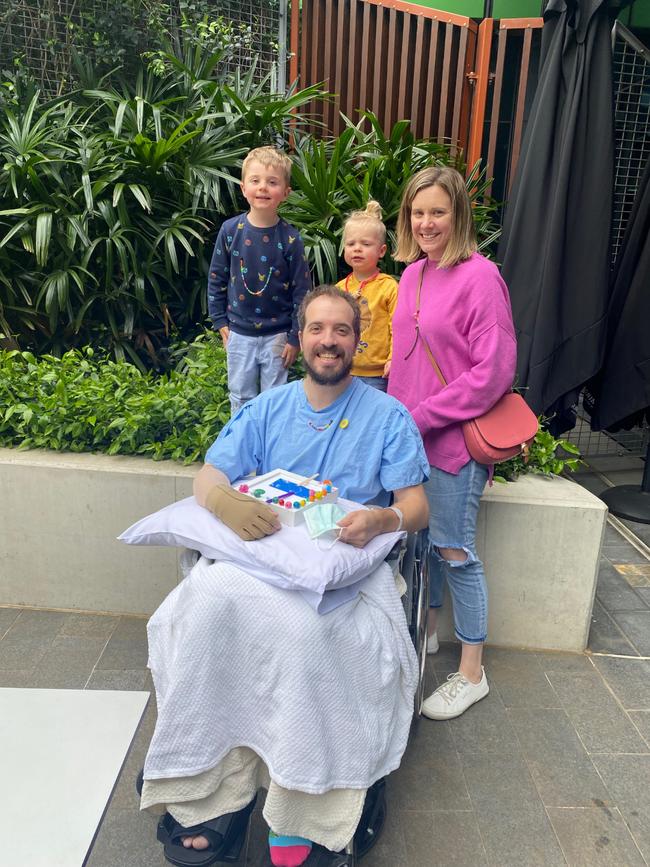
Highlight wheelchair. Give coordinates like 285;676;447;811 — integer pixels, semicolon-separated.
336;528;429;867
142;529;430;867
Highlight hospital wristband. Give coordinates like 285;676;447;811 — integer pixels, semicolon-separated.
386;505;404;532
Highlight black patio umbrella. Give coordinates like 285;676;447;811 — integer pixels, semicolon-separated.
590;154;650;522
497;0;626;425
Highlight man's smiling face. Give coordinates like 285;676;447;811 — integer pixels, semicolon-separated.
299;295;357;386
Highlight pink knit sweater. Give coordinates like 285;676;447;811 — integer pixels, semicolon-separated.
388;253;517;474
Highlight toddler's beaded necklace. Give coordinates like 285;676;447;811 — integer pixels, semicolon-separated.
343;270;379;299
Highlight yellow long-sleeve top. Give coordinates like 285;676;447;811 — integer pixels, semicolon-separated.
336;272;399;377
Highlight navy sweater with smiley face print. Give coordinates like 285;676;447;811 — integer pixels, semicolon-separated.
207;214;312;347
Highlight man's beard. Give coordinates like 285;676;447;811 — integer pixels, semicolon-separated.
303;349;353;386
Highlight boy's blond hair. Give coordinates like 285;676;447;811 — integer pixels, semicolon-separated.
343;200;386;244
241;146;292;186
394;166;477;269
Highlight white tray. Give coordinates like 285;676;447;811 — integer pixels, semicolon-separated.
232;469;339;526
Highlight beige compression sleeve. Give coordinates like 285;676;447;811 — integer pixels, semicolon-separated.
205;484;279;541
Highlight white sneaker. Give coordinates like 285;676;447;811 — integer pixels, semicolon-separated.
426;631;439;655
421;667;489;720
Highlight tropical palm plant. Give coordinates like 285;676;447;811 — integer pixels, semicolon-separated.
0;36;329;367
282;112;501;284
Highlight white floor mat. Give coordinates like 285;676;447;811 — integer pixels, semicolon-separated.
0;688;149;866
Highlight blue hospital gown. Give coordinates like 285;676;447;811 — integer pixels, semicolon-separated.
205;378;429;505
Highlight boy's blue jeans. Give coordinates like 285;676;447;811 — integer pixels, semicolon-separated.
226;331;289;414
424;460;489;645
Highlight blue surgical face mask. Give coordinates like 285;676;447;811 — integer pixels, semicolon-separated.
304;503;347;547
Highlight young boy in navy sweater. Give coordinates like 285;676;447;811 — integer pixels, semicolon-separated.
208;147;312;414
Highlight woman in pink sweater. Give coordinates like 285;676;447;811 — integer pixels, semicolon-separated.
388;167;517;720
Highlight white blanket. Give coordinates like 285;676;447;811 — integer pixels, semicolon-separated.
144;556;418;794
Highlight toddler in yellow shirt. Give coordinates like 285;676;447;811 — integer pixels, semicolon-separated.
336;201;398;392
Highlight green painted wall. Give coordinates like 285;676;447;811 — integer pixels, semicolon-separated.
619;0;650;28
403;0;541;17
492;0;542;16
406;0;483;15
406;1;649;25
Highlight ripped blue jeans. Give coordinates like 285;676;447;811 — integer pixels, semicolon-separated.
424;460;489;644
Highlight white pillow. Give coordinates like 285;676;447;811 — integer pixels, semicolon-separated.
118;496;404;614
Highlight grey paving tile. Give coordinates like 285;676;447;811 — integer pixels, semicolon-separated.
629;711;650;745
7;609;68;634
85;804;164;867
30;635;108;689
408;712;457;756
107;697;157;813
447;685;521;755
508;708;611;807
96;616;149;670
87;669;150;691
483;648;560;708
0;607;21;638
636;587;650;605
427;640;462;674
460;752;565;866
588;456;644;474
588;600;639;656
592;657;650;710
401;809;488;866
0;610;67;669
357;786;408;867
547;670;648;754
535;651;594;674
609;611;650;655
547;806;645;866
596;576;649;612
597;557;629;588
603;546;649;565
592;755;650;862
61;613;120;639
575;473;606;497
603;521;632;543
391;748;471;812
621;519;650;547
0;669;38;687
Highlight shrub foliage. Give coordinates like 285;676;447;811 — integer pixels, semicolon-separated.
0;334;230;462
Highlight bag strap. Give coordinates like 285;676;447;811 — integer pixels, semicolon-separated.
413;260;448;388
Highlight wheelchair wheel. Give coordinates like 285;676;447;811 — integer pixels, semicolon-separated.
347;778;386;863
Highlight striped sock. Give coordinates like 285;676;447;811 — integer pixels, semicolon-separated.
268;830;312;866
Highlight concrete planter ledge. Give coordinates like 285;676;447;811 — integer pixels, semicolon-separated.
0;448;197;616
0;449;607;651
437;473;607;651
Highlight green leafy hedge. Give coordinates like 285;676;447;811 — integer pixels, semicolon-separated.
0;335;230;463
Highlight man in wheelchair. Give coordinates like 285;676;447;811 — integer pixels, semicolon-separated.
140;286;429;866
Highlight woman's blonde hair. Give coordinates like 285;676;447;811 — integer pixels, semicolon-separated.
343;200;386;244
394;166;477;268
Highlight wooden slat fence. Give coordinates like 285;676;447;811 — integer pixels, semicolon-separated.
290;1;543;193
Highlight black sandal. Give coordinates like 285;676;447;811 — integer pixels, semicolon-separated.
262;845;351;866
305;847;352;866
156;796;257;866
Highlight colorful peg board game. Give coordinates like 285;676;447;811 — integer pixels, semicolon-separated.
232;469;339;526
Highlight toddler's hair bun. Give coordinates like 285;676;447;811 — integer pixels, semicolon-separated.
364;200;383;220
